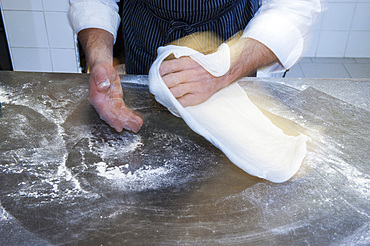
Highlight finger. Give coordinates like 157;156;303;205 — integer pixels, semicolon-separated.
177;93;201;107
159;57;198;76
169;82;194;99
97;106;120;131
108;117;124;132
163;65;206;89
90;96;131;132
162;72;184;88
118;110;143;133
104;108;143;133
175;82;213;107
121;116;143;133
108;100;143;133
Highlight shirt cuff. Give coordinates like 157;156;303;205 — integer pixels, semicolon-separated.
68;1;121;42
242;11;304;73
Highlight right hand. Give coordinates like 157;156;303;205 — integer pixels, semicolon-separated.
89;62;143;133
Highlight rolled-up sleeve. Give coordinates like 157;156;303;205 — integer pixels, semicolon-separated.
68;0;121;42
242;0;322;73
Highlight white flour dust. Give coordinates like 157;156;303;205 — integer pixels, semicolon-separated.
0;81;93;207
63;124;216;192
88;133;143;161
95;161;171;191
0;202;12;221
0;85;13;105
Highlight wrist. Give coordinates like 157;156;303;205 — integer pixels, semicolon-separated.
227;37;278;80
78;28;114;68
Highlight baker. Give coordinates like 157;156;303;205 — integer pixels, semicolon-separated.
68;0;321;133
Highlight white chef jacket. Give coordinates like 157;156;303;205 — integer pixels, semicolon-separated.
68;0;321;73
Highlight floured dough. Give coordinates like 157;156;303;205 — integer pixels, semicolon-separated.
148;44;308;183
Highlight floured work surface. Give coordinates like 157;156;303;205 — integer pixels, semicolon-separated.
0;71;369;245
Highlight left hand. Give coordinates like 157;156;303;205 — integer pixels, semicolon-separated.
159;56;228;107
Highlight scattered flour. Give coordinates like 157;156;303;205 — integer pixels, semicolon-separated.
0;202;11;221
0;86;11;104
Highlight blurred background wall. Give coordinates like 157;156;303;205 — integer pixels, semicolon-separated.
0;0;369;73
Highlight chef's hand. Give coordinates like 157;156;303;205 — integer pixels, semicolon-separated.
89;62;143;133
159;57;229;107
159;38;279;107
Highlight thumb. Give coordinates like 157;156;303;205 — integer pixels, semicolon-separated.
92;64;116;91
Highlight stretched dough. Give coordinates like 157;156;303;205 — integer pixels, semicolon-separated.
148;44;308;183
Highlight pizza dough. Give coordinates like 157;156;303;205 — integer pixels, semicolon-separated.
148;44;308;183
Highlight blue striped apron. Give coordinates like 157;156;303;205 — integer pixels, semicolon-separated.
121;0;259;74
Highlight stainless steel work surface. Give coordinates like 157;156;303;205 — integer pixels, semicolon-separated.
0;71;369;245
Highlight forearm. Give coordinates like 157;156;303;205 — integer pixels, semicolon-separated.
78;28;115;68
242;0;321;72
221;37;278;87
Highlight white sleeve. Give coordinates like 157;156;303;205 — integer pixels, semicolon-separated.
242;0;322;73
68;0;121;42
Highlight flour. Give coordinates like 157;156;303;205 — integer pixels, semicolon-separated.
0;202;11;221
1;73;369;244
0;85;11;104
62;123;218;192
88;132;143;161
122;75;149;85
95;161;171;191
